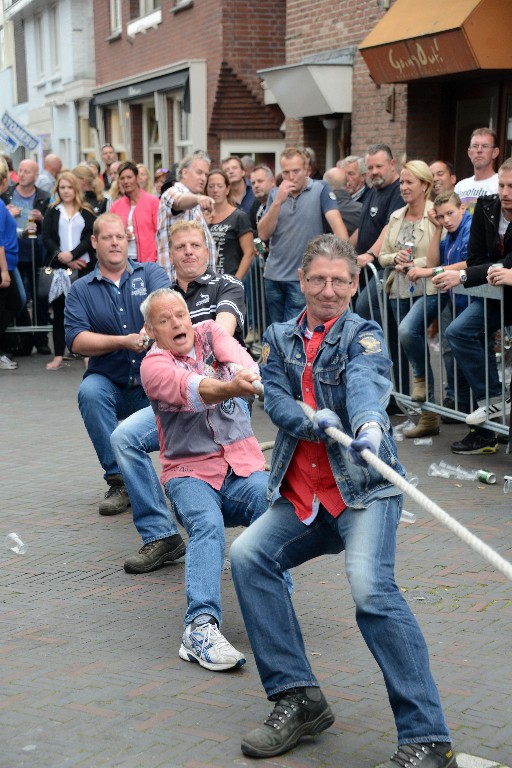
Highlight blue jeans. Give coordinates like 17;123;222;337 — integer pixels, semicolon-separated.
165;470;269;629
77;374;150;481
230;496;450;744
110;406;179;542
445;298;501;411
264;279;305;326
398;294;448;399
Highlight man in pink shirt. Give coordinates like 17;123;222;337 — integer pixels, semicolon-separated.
140;288;267;672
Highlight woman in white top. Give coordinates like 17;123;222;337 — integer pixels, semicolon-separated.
42;172;96;370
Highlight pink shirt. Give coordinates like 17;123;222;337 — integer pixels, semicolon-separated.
141;320;265;489
111;190;159;262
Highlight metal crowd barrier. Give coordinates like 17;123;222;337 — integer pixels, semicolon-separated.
243;256;510;439
244;254;267;359
356;265;510;438
6;238;52;336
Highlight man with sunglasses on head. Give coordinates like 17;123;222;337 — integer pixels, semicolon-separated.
230;234;458;768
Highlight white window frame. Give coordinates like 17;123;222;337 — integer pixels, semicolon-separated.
140;0;161;15
34;14;45;80
49;5;60;72
220;139;286;173
109;0;122;35
173;96;192;161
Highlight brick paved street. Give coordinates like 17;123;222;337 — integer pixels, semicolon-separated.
1;353;511;768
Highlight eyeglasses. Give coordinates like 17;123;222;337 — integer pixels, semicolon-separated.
305;276;353;290
469;144;495;150
155;168;169;175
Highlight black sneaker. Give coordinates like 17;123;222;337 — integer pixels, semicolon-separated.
241;687;334;758
450;427;498;455
381;742;458;767
98;476;131;516
124;534;186;574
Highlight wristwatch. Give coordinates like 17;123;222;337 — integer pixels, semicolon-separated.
366;250;376;260
459;269;468;284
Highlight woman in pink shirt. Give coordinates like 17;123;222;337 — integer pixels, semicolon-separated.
111;161;159;262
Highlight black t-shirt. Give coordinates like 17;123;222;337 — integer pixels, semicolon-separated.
356;178;404;255
209;208;252;276
172;270;246;346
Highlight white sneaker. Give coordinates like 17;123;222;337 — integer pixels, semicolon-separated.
0;354;18;370
179;619;246;671
466;396;511;425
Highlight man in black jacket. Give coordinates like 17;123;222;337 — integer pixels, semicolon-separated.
439;158;512;454
1;159;50;353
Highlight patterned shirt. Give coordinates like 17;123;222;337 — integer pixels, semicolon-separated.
156;181;217;281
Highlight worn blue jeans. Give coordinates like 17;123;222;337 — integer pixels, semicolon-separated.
398;294;448;400
110;406;179;542
264;279;305;325
77;374;150;481
445;298;501;410
230;496;450;744
165;470;269;629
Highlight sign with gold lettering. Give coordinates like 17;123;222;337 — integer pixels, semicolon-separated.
360;30;478;85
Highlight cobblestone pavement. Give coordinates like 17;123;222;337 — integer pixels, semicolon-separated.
1;353;511;768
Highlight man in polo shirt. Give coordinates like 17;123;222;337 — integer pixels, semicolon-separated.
110;220;247;575
156;151;217;282
64;212;186;570
258;147;348;325
230;234;457;767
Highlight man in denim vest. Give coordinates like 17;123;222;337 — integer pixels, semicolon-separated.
230;234;457;768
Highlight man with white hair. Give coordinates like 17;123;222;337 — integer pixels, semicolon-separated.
140;287;267;671
338;155;369;203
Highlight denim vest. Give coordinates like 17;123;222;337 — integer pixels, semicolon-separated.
262;310;406;508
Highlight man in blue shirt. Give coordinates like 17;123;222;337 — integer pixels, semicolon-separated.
64;211;185;569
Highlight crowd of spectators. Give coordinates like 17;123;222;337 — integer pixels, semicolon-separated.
1;130;511;458
4;128;511;768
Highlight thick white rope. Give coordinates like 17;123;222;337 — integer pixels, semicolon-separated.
296;400;512;582
231;363;512;580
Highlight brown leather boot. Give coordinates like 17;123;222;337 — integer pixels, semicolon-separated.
404;411;440;438
411;376;426;402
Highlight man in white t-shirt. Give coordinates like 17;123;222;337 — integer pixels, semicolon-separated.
454;127;499;213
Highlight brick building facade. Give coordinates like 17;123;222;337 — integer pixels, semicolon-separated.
91;0;287;172
261;0;512;177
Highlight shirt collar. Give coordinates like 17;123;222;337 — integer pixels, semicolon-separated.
298;310;341;337
94;259;135;281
